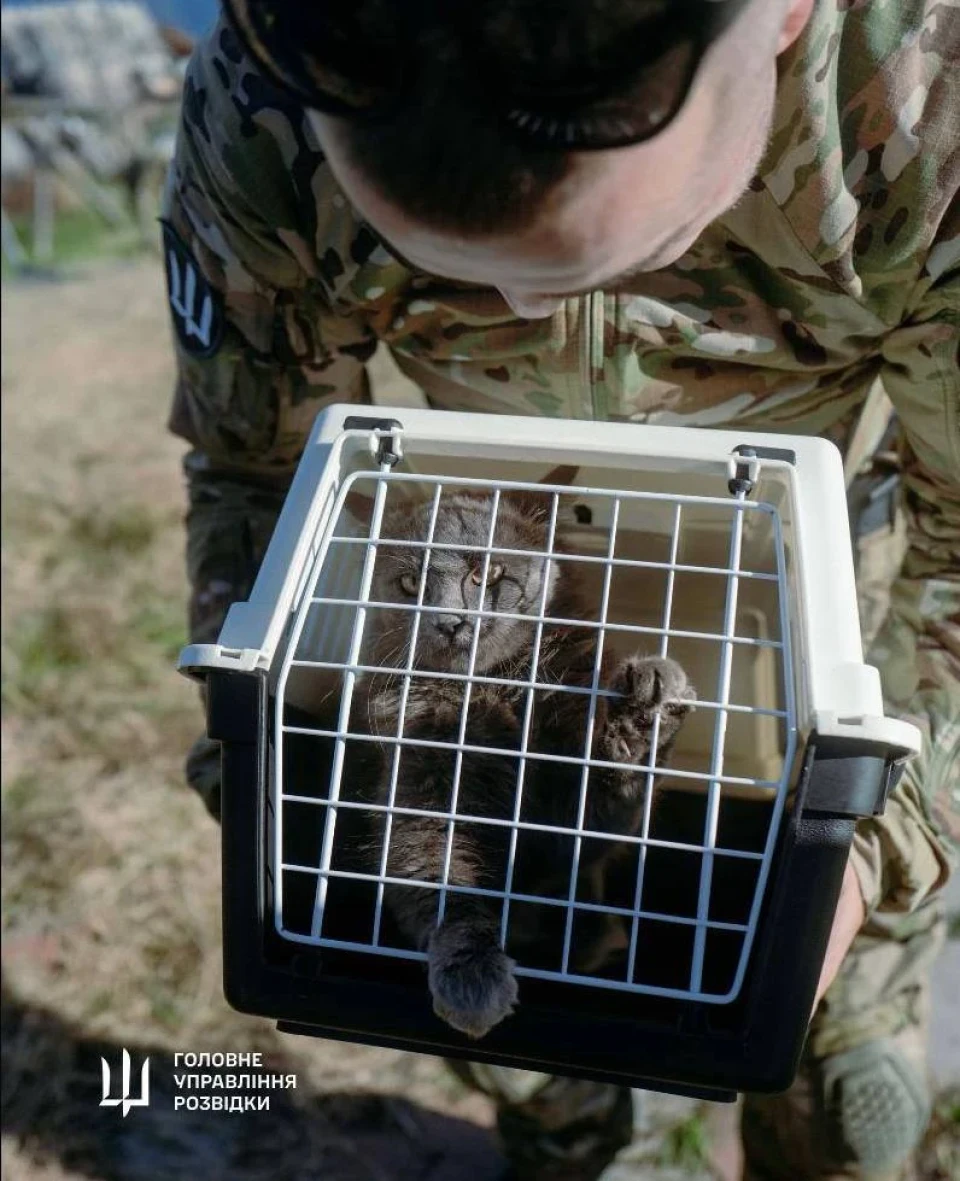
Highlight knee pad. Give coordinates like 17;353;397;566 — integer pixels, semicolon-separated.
821;1036;932;1173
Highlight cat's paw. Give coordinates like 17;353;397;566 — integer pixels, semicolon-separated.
611;654;695;711
605;655;695;762
427;923;518;1039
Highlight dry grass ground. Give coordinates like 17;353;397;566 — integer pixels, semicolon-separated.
1;258;956;1181
0;260;500;1181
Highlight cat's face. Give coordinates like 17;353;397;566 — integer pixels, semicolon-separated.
367;492;559;674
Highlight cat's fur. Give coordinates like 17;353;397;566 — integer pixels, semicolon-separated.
346;488;695;1039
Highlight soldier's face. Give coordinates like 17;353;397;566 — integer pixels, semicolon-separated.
312;0;812;319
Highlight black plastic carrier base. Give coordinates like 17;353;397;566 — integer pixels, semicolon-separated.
208;668;903;1104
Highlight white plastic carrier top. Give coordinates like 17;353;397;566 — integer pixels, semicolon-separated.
180;403;920;762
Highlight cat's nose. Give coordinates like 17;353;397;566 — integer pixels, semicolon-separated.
434;613;467;637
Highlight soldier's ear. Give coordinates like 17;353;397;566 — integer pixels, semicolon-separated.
778;0;816;54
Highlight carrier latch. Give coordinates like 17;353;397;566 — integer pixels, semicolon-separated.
803;734;909;818
343;415;404;467
177;642;265;681
727;443;798;497
727;447;760;497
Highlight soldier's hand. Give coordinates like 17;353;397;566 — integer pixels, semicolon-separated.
813;858;865;1011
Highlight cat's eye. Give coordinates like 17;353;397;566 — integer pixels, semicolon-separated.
398;572;420;597
471;563;505;586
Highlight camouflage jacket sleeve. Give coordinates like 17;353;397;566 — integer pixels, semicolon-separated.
850;252;960;917
160;21;377;479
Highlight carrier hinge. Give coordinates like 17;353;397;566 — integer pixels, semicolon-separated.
727;446;761;497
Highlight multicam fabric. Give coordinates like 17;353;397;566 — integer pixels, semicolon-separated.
165;4;958;1177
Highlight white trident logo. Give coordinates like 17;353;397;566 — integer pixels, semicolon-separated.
167;248;214;349
100;1049;151;1117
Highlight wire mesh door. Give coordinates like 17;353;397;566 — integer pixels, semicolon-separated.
272;468;798;1005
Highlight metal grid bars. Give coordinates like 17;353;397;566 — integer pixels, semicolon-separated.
273;468;798;1004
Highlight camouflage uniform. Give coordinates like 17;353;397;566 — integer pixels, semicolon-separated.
162;2;959;1177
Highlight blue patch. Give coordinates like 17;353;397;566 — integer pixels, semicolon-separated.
161;221;225;359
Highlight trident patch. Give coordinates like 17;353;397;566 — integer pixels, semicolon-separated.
161;221;224;358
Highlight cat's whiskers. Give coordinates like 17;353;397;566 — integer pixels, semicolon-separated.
365;640;408;739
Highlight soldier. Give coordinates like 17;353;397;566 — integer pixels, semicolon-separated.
162;1;959;1178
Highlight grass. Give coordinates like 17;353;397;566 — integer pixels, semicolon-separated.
2;200;152;276
0;259;499;1181
63;502;161;559
658;1113;709;1171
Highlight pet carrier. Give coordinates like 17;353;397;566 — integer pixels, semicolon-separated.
178;405;919;1102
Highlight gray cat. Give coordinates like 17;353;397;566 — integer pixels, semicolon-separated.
346;486;695;1039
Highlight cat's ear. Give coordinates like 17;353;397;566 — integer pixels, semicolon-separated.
539;464;580;489
509;464;581;522
342;490;375;527
339;487;411;534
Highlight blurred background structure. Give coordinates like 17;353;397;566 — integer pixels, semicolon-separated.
1;3;957;1179
1;0;217;270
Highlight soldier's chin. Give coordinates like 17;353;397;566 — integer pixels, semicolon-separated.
636;223;707;274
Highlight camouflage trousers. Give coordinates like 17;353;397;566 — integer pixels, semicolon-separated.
181;454;946;1181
